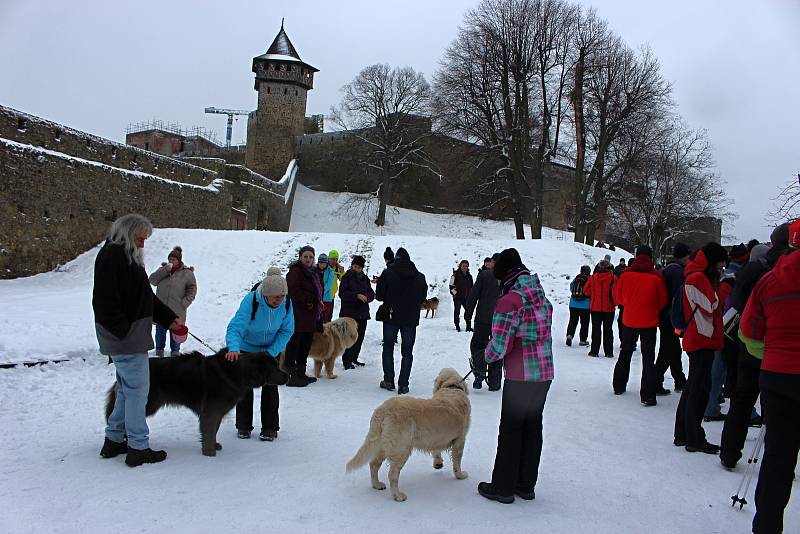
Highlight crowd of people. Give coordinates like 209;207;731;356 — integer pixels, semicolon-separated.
92;212;797;530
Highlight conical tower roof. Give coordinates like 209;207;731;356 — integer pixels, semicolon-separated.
264;19;300;59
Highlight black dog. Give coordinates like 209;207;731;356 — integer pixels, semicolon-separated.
105;350;288;457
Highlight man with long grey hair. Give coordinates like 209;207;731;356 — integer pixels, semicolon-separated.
93;213;183;467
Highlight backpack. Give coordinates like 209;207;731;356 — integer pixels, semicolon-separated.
571;275;589;301
670;282;697;337
249;282;290;320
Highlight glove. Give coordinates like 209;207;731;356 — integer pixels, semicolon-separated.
450;288;457;296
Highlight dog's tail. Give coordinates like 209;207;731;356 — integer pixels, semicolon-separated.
346;411;384;472
104;385;117;421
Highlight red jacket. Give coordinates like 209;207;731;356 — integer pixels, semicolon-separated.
583;270;616;312
681;250;724;352
613;256;667;328
740;251;800;374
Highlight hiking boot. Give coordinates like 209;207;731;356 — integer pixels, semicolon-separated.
352;360;366;367
343;362;355;370
720;458;737;471
579;340;590;347
155;349;165;357
703;413;726;422
237;430;251;439
473;377;483;390
614;389;626;395
100;437;128;458
477;482;514;504
605;354;614;358
515;487;536;500
125;447;167;467
397;386;410;395
641;398;657;407
380;380;396;391
566;335;573;347
170;351;180;357
674;438;687;447
286;372;310;387
655;387;671;396
455;324;461;332
588;353;599;357
685;442;720;455
259;430;277;442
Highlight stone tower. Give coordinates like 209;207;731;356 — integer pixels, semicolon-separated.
245;21;318;180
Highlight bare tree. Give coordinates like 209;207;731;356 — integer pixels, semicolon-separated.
608;119;733;262
769;172;800;222
331;64;436;227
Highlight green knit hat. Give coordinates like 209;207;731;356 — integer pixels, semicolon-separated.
328;249;340;259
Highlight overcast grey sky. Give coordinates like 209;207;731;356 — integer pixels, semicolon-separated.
1;0;798;242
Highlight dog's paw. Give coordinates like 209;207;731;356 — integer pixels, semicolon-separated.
202;449;217;457
372;481;386;491
433;460;444;470
393;491;407;502
215;442;223;451
327;373;338;379
455;471;469;480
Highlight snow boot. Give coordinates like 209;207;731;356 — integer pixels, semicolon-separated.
515;487;536;500
397;386;409;395
353;359;366;367
685;442;720;455
380;380;396;391
655;387;671;396
125;447;167;467
566;335;573;347
286;370;310;388
477;482;514;504
455;323;461;332
237;430;251;439
465;321;473;332
259;430;277;442
579;340;590;347
100;437;128;458
473;377;483;390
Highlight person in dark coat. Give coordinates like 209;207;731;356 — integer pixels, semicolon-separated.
375;247;427;394
94;214;181;467
284;245;323;387
338;255;375;369
478;257;492;273
653;242;691;394
465;253;502;390
450;260;474;332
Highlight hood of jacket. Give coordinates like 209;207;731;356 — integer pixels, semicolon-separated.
771;250;800;291
389;257;420;280
684;250;711;278
593;270;612;283
627;255;656;274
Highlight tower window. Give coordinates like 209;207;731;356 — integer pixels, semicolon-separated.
145;142;150;151
284;88;287;95
267;87;271;94
17;117;27;131
295;90;298;96
54;129;62;141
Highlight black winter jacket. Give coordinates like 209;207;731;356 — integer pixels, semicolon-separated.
449;269;474;301
338;269;375;320
729;247;788;312
659;261;685;322
376;253;427;327
92;242;177;356
464;268;499;325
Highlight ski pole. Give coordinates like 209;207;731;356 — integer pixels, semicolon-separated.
731;425;766;509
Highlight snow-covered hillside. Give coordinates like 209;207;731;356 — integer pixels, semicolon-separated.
0;197;793;534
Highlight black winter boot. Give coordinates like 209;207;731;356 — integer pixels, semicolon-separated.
455;323;461;332
466;321;473;332
286;368;310;387
100;437;128;458
125;447;167;467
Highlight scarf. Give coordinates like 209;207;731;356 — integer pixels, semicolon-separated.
500;266;530;296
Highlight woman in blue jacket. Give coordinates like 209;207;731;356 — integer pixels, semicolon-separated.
566;265;591;346
226;267;294;441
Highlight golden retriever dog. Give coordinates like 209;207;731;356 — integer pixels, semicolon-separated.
420;297;439;318
309;317;359;379
346;368;470;501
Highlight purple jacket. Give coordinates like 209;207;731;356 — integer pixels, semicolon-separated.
338;269;375;320
485;272;554;382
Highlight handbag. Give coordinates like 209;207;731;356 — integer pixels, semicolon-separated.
375;303;392;322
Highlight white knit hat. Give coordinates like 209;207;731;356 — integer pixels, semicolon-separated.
260;266;288;297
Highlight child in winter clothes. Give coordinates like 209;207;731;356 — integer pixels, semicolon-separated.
478;248;553;504
566;265;591;347
316;253;335;323
148;246;197;356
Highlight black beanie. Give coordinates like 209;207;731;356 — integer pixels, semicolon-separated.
351;255;366;268
635;244;653;258
672;242;690;260
395;247;410;262
702;242;728;266
770;222;790;250
493;248;523;280
384;247;395;263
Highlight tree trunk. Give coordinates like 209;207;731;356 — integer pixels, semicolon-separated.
374;172;391;227
513;214;525;239
571;55;586;243
528;166;544;239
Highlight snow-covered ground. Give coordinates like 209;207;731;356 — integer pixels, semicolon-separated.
0;193;794;533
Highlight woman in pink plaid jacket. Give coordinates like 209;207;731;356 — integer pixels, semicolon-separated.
477;248;554;504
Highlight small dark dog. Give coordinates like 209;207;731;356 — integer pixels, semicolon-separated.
420;297;440;318
104;350;287;457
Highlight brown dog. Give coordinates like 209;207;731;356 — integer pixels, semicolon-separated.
346;368;471;501
309;317;359;378
420;297;439;318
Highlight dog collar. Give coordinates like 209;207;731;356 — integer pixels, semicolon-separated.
445;384;464;390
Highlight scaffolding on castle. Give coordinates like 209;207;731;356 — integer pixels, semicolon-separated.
126;119;222;147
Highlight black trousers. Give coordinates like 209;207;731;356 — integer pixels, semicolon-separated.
720;344;762;466
490;380;552;496
589;311;614;356
341;318;368;366
613;326;657;401
617;307;625;344
285;331;314;375
753;371;800;534
674;349;714;447
654;317;686;390
721;333;739;396
566;307;590;342
469;321;503;389
235;385;279;432
453;297;466;327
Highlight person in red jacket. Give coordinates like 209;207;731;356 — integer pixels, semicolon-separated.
612;245;668;405
673;242;728;454
740;219;800;534
583;260;617;358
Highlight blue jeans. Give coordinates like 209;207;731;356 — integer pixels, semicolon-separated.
155;324;181;352
105;353;150;450
704;350;727;417
382;323;417;389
